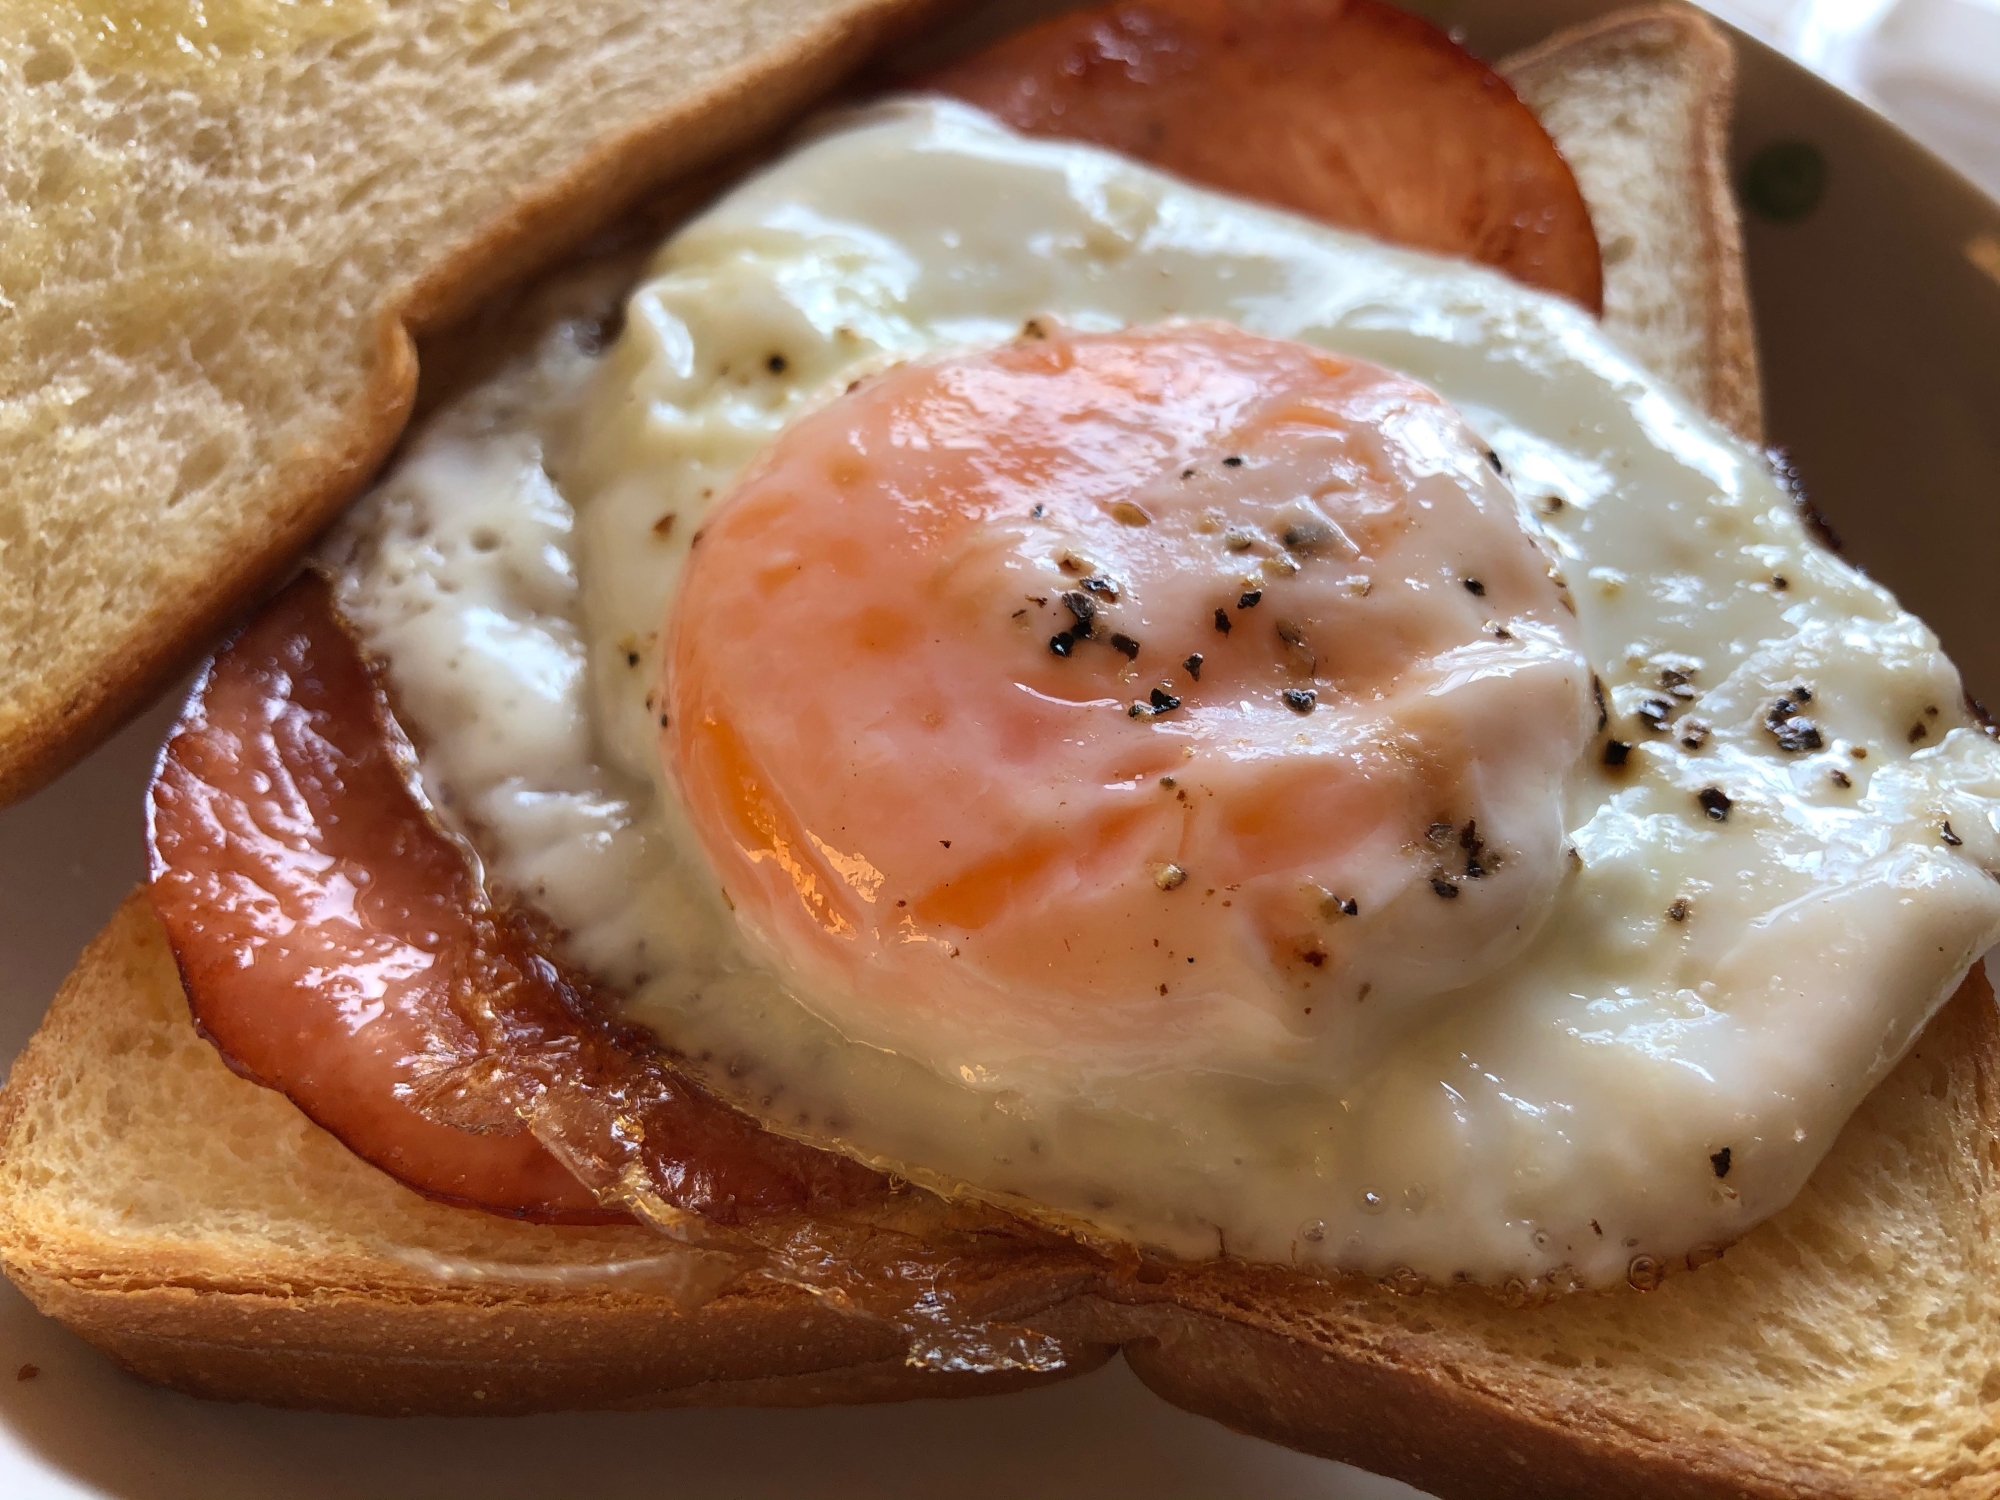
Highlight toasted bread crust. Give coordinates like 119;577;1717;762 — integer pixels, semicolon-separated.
0;0;951;810
10;1270;1108;1418
1502;4;1764;443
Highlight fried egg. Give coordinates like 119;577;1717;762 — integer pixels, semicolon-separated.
325;100;2000;1288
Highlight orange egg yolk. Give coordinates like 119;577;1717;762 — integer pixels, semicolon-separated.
663;323;1595;1087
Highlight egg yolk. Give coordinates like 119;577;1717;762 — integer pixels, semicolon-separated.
664;324;1595;1089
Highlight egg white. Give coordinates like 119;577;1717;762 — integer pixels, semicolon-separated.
324;100;2000;1287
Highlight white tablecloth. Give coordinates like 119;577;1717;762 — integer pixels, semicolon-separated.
1704;0;2000;198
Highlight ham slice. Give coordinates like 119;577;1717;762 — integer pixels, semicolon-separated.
925;0;1604;312
146;574;887;1225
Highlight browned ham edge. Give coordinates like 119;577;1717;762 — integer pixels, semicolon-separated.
923;0;1604;313
146;574;888;1226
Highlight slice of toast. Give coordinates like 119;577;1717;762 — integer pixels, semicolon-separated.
1501;4;1765;442
14;8;1986;1500
12;907;1997;1494
0;0;947;809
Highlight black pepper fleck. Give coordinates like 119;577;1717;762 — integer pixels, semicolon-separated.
1223;455;1244;468
1282;687;1317;714
1943;821;1964;847
1049;633;1075;657
1698;786;1733;821
1430;877;1460;899
1081;575;1119;597
1771;575;1789;591
1660;665;1698;701
1484;449;1503;474
1030;503;1046;520
1461;819;1486;879
1062;591;1097;637
625;651;640;667
1763;690;1823;752
1214;607;1232;634
1463;578;1486;597
1910;723;1929;744
1829;768;1852;789
1150;687;1181;713
1710;1146;1732;1178
1238;589;1263;610
1679;719;1712;750
1667;898;1691;922
1637;697;1674;733
1110;632;1141;661
1183;652;1203;680
766;353;788;374
1592;675;1608;733
1603;739;1632;767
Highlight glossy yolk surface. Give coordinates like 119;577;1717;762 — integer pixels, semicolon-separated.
665;324;1596;1088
